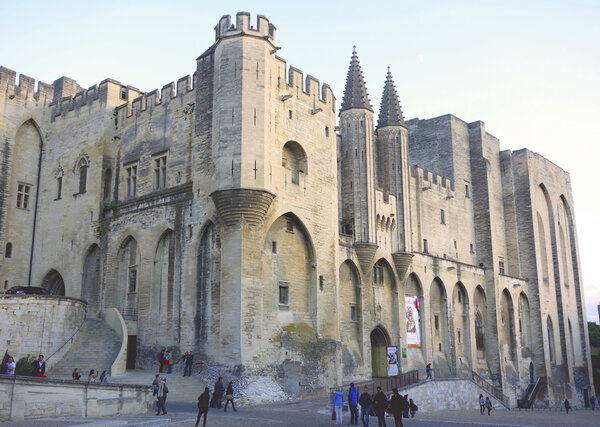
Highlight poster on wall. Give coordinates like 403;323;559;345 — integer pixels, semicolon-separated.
386;346;399;376
405;294;421;347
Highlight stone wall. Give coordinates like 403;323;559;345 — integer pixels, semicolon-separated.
0;295;86;367
0;375;152;421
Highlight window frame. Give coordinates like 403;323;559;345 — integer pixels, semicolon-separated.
16;182;32;209
124;161;139;198
278;281;290;307
152;153;168;190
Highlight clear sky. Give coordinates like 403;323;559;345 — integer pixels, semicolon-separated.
2;1;599;321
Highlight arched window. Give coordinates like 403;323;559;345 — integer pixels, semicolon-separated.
282;141;307;185
475;312;485;350
78;157;88;194
103;168;112;201
5;242;12;258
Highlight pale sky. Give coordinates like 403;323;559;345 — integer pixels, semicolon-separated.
2;1;599;321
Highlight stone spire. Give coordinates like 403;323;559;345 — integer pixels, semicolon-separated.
340;46;373;113
377;67;405;128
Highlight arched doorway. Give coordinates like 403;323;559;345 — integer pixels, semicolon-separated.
370;326;391;377
41;269;65;296
82;245;101;316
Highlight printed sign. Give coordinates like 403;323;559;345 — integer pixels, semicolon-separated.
405;295;421;347
386;346;399;376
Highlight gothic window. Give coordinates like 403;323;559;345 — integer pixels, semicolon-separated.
373;264;383;285
56;176;63;200
125;162;138;198
475;313;485;349
499;259;505;275
153;154;167;190
350;304;358;322
16;183;31;209
434;315;439;330
440;209;446;224
465;184;470;198
278;282;289;305
103;168;112;201
423;239;429;253
5;242;12;258
78;158;88;194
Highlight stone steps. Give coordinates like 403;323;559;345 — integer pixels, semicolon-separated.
50;317;121;377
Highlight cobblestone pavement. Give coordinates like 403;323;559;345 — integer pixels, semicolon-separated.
2;400;599;426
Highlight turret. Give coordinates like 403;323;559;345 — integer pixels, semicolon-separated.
339;47;378;272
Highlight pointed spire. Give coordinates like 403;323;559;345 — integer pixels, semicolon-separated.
377;67;405;128
340;46;373;113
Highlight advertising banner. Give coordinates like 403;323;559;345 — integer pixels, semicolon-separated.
405;294;421;347
386;346;398;377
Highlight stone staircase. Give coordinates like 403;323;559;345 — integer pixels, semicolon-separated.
111;369;207;403
50;317;121;377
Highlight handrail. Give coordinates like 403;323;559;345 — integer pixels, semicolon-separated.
528;376;546;408
471;370;510;408
46;317;86;362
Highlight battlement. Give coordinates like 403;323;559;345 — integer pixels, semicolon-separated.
215;12;276;42
275;58;336;112
0;66;54;104
116;73;195;122
411;164;455;192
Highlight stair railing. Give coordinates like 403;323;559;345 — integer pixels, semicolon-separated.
45;317;86;363
329;370;419;403
527;376;546;408
471;370;510;408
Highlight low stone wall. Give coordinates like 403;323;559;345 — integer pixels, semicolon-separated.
0;375;153;421
398;378;507;412
0;295;86;368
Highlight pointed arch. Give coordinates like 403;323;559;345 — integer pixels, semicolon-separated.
519;292;532;350
453;282;470;364
41;269;65;296
473;285;486;359
153;229;176;339
76;156;89;194
370;325;392;377
82;244;102;316
282;141;308;185
116;236;139;317
340;259;363;376
500;289;517;360
430;277;450;362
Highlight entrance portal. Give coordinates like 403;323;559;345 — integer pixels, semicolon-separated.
370;326;391;378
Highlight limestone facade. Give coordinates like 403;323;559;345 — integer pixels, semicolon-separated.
0;12;593;406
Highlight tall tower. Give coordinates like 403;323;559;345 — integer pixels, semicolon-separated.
339;47;378;272
375;68;413;255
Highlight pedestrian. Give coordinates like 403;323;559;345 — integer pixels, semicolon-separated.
214;376;225;408
183;351;193;376
348;382;359;425
358;386;372;427
31;354;46;377
152;374;160;412
156;376;168;415
409;398;418;418
188;351;194;376
564;399;570;414
333;387;344;425
88;369;98;382
373;386;388;427
479;394;485;415
390;388;408;427
591;395;597;411
100;370;108;383
426;363;432;379
224;381;237;412
164;350;172;374
158;349;165;373
402;394;409;418
72;368;81;380
485;396;492;415
163;378;169;401
195;387;210;427
5;356;15;376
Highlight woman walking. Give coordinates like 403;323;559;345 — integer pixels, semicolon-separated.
224;381;237;412
195;387;210;427
409;398;418;418
333;387;344;425
479;394;485;415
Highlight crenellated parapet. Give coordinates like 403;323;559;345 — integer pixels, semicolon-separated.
215;12;276;42
411;164;455;194
275;59;336;113
0;66;54;104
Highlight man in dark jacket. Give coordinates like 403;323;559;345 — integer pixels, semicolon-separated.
214;377;225;408
358;386;373;427
348;382;359;425
372;386;388;427
195;387;210;427
158;349;165;373
31;354;46;377
389;388;408;427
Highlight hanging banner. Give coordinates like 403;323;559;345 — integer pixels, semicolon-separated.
386;346;398;377
405;295;421;347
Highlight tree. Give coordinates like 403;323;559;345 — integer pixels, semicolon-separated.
588;322;600;347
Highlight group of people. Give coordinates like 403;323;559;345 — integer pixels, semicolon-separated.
194;376;237;426
72;368;108;383
333;383;418;427
157;348;196;376
478;394;494;415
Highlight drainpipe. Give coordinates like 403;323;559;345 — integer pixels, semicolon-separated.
27;136;43;286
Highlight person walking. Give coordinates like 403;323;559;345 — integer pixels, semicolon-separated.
358;386;372;427
164;350;172;374
408;398;417;418
214;377;225;408
390;388;408;427
564;399;570;414
5;356;15;376
479;394;485;415
591;395;597;410
31;354;46;377
348;382;359;425
402;395;409;418
373;386;388;427
224;381;237;412
156;377;168;415
425;363;432;379
183;351;194;376
195;387;210;427
333;387;344;425
158;349;165;373
485;396;492;415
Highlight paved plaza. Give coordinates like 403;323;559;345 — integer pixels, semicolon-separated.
2;398;599;427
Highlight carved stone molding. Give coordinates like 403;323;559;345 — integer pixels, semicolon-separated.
353;242;379;273
392;251;414;281
210;188;276;227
